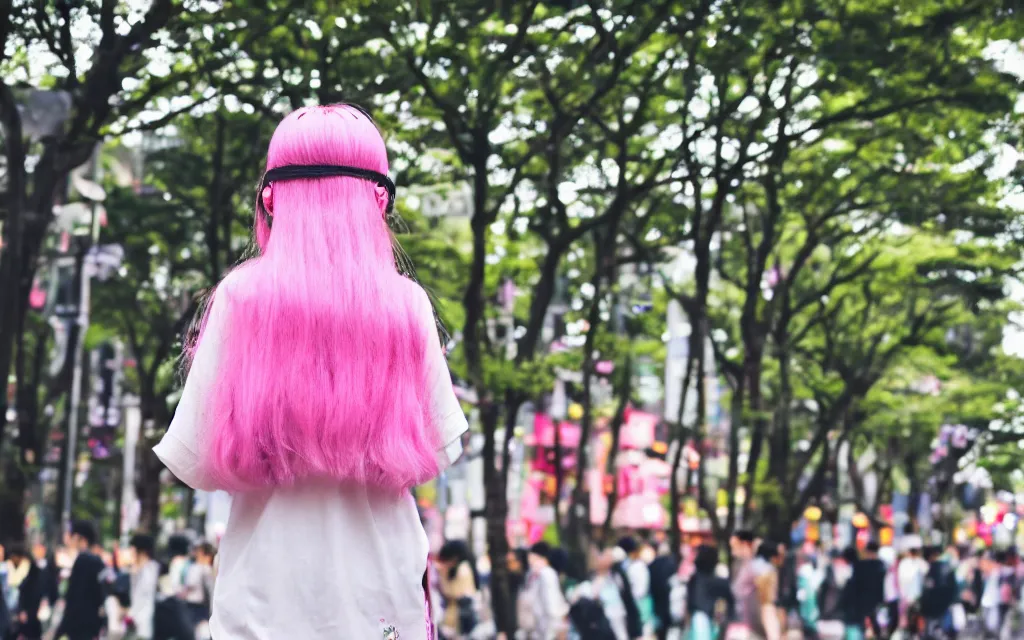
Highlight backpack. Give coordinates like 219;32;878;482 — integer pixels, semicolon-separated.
569;597;617;640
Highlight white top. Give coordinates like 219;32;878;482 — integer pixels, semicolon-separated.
897;556;928;604
626;557;650;600
524;565;569;640
154;289;468;640
183;562;214;605
130;559;160;640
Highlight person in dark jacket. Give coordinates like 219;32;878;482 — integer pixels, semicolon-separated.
686;544;734;639
40;551;61;609
54;521;106;640
649;549;679;640
844;542;887;637
6;544;44;640
920;545;958;637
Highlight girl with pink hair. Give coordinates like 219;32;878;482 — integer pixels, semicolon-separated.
154;104;467;639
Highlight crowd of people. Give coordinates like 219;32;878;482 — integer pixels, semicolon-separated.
4;520;1024;639
1;521;215;640
428;530;1024;640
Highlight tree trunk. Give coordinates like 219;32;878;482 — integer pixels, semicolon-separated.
0;84;28;454
19;328;48;464
564;279;601;565
553;392;565;542
53;297;85;538
740;353;764;525
480;402;515;634
137;446;163;534
669;343;697;562
724;372;745;538
690;314;710;543
601;353;633;544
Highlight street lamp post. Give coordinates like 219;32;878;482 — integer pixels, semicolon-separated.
60;145;104;536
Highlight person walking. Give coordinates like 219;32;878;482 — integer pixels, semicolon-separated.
919;545;958;639
436;540;479;639
54;521;106;640
128;534;160;640
847;543;887;639
648;543;679;640
520;542;569;640
685;544;734;640
182;543;216;632
618;537;654;636
153;104;469;640
5;544;43;640
744;542;783;640
567;546;629;640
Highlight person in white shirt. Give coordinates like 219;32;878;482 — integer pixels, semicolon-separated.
153;104;468;640
522;542;570;640
619;536;654;634
568;547;629;640
128;535;160;640
183;542;216;629
897;547;928;605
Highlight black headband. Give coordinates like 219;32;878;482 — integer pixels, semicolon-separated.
260;164;397;213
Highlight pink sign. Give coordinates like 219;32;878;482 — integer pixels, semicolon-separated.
618;466;646;497
621;409;658;450
612;493;667;530
528;413;581;448
29;285;46;310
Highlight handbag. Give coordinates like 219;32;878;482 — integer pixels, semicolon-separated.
456;596;477;634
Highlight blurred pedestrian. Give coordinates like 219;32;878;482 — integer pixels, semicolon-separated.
795;547;824;639
745;541;782;640
437;540;479;639
5;544;43;640
520;542;569;640
648;540;679;640
508;548;531;632
567;546;627;640
686;544;733;640
618;536;654;635
182;542;215;630
54;520;105;640
163;535;192;600
128;534;160;640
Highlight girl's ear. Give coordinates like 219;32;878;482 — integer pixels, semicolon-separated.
262;185;274;213
374;184;389;214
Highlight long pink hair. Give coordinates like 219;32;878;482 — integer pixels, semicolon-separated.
189;105;441;492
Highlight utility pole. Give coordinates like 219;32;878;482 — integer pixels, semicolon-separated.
60;145;104;536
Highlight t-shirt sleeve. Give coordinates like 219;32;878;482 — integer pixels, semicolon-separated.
420;293;468;472
152;292;229;491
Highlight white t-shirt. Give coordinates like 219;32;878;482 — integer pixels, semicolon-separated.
154;288;468;640
897;556;928;604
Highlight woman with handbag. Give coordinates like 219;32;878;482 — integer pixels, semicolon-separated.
437;541;480;639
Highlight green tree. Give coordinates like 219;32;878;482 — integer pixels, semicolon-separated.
0;0;285;541
366;2;681;629
663;0;1021;543
90;110;268;532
